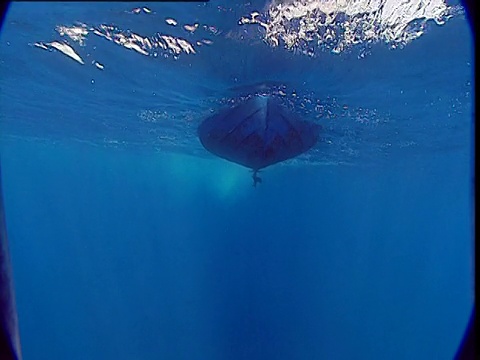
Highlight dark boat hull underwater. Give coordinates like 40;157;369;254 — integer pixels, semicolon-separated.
0;166;22;360
198;95;320;186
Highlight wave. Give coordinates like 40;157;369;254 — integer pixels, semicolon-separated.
239;0;464;56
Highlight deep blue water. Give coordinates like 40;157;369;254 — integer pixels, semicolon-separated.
0;1;474;359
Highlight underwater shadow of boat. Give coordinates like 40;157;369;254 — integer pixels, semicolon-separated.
0;166;22;360
198;95;320;186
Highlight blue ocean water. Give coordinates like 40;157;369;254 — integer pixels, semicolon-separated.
0;1;474;359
